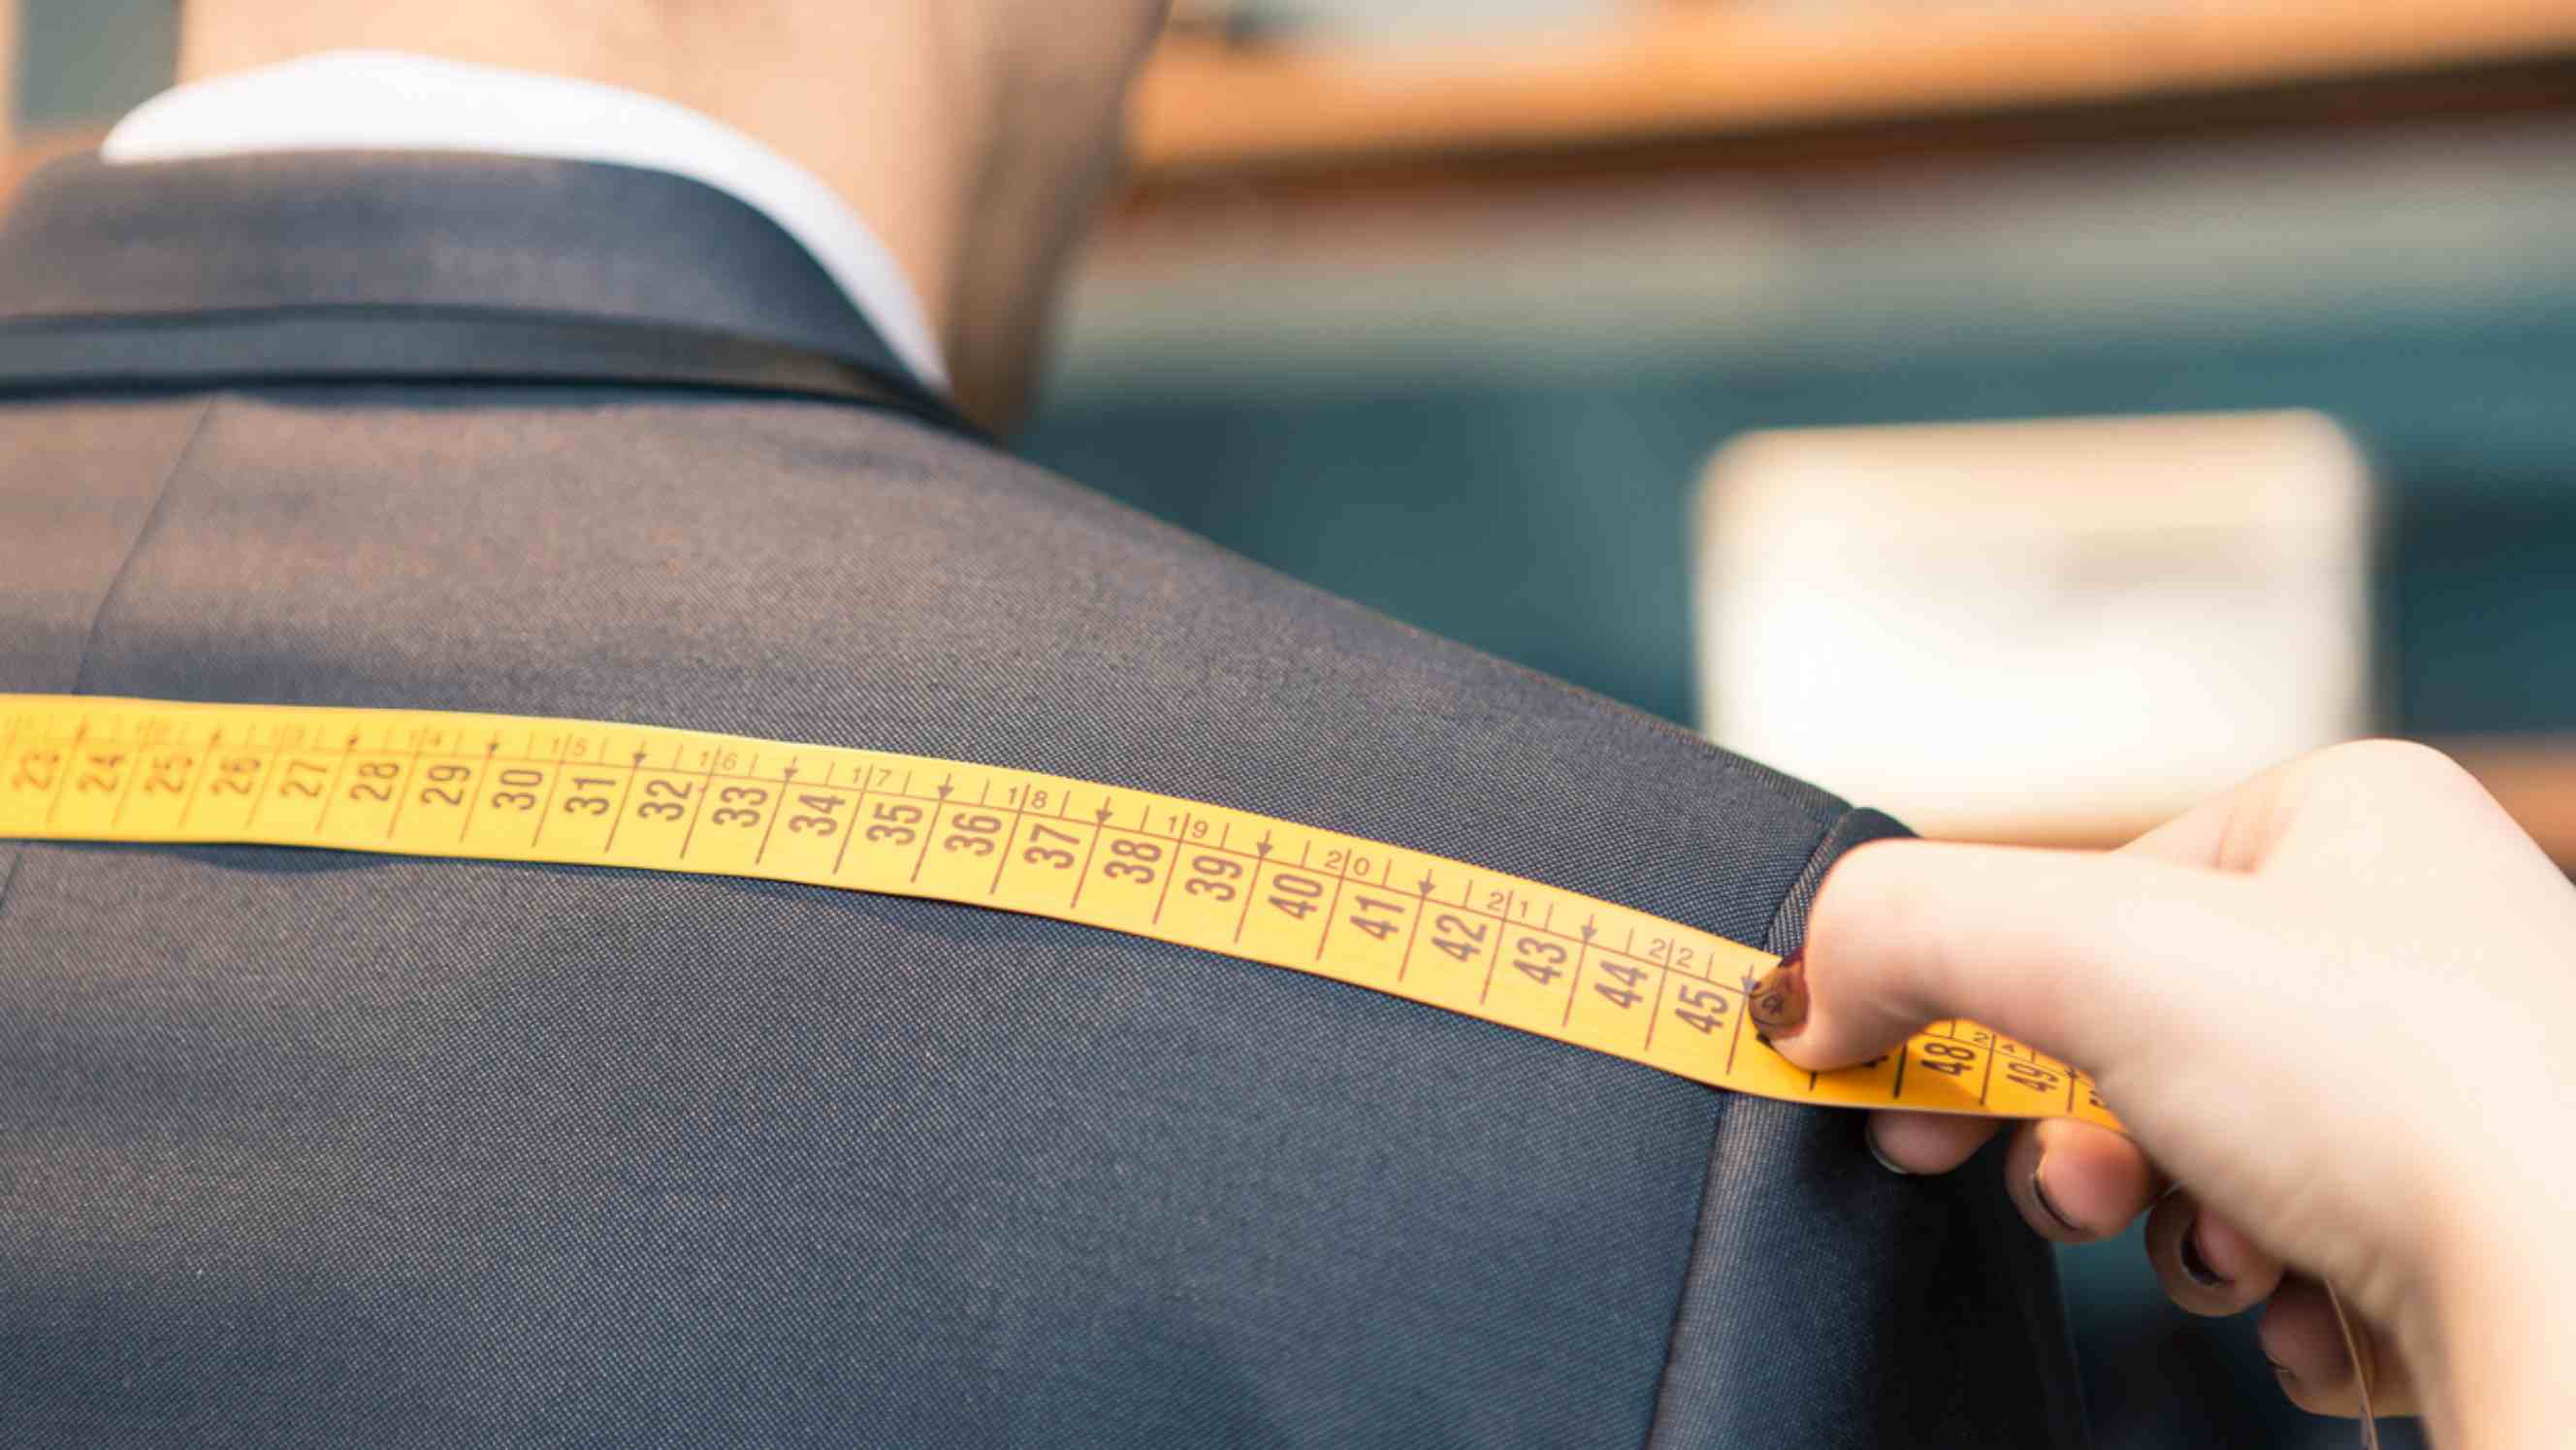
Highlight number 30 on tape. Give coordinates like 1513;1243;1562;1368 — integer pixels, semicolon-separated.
0;694;2119;1131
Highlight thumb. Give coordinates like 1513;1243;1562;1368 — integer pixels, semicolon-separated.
1762;839;2257;1083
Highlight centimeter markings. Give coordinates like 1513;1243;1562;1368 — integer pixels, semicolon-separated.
0;694;2119;1129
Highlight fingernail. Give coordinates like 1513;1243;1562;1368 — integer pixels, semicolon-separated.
1863;1124;1914;1176
2264;1356;2297;1386
2178;1216;2229;1289
2029;1162;2085;1236
1746;951;1808;1041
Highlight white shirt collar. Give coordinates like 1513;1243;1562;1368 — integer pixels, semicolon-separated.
102;49;950;394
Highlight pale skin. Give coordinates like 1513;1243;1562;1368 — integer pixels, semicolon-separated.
177;0;1175;432
1758;740;2576;1448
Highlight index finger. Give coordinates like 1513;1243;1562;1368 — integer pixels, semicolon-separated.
1756;839;2259;1084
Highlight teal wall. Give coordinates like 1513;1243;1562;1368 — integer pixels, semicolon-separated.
14;0;175;128
1027;126;2576;741
1026;311;2576;735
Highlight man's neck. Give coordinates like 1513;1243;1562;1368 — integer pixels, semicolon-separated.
175;2;981;394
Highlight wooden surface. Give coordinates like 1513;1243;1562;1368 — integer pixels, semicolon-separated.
14;2;2576;200
2444;737;2576;869
1132;0;2576;176
1935;737;2576;868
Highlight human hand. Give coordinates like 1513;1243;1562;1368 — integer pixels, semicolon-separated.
1753;742;2576;1448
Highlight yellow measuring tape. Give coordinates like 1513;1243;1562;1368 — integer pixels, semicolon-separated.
1;693;2117;1130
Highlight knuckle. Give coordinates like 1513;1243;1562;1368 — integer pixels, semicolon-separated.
1802;844;1890;973
1806;840;1951;1011
2312;738;2481;799
2273;1374;2327;1415
2284;739;2505;844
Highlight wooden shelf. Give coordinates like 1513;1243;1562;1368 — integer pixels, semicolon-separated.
2443;736;2576;868
16;3;2576;200
1131;0;2576;177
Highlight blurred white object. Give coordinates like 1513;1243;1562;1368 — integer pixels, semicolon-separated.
1693;411;2373;837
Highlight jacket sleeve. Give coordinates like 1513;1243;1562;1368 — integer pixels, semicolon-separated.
1645;806;2091;1450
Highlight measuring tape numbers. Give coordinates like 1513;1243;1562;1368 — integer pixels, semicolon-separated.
0;693;2119;1130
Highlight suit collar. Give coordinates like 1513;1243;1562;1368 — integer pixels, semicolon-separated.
0;150;942;415
99;50;948;394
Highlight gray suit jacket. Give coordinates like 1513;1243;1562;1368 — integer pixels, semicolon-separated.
0;152;2085;1447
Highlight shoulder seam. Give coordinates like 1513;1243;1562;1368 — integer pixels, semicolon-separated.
0;395;217;921
1635;802;1910;1450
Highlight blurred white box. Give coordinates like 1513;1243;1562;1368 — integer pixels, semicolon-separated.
1693;411;2373;838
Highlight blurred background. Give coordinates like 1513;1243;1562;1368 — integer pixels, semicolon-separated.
19;1;2576;1443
